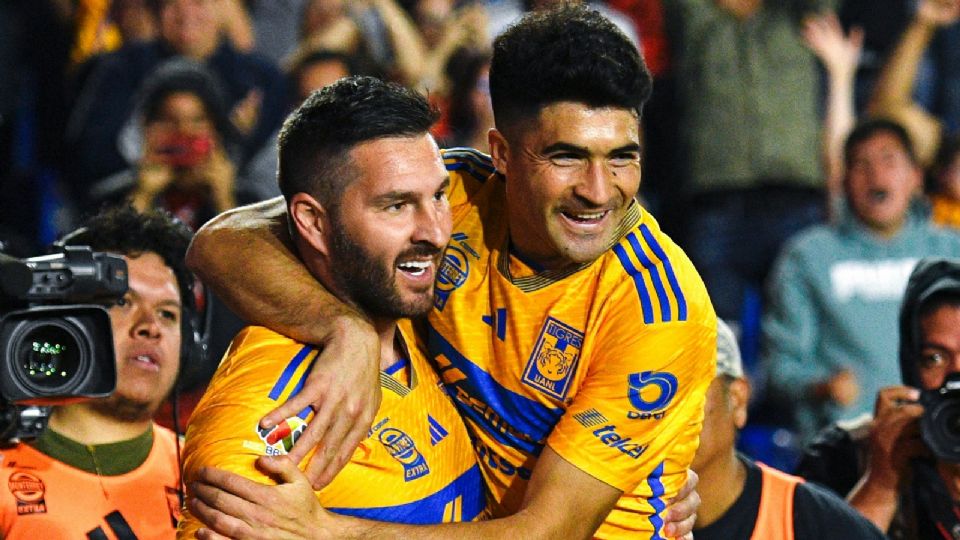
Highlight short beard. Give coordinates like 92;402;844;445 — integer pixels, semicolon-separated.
89;394;157;423
327;219;439;319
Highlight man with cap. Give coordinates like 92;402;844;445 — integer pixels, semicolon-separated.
691;320;884;540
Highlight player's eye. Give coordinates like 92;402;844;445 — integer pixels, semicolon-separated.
550;153;580;165
610;152;639;167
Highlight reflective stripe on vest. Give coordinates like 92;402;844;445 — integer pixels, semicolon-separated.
751;461;803;540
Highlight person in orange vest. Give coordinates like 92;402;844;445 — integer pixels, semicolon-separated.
0;204;195;539
692;320;885;540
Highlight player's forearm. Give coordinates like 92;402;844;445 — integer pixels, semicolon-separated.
326;506;594;540
867;16;935;115
186;197;371;344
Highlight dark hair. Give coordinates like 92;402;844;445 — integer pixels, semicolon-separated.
919;289;960;322
285;49;358;104
844;118;917;167
61;204;194;306
277;75;438;212
444;47;491;146
489;4;651;135
136;58;237;145
928;135;960;194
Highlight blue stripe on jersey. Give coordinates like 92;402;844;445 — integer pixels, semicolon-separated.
639;225;688;321
288;358;317;420
443;147;495;177
384;357;410;376
647;462;667;540
613;244;655;324
428;324;562;455
626;231;672;322
327;464;486;523
428;415;449;445
268;345;315;401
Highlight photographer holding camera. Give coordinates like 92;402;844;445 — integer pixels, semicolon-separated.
797;258;960;538
0;205;193;539
89;59;245;231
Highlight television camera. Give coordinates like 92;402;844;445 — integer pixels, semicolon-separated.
0;246;126;442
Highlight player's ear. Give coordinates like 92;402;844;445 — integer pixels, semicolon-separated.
288;192;332;257
489;129;510;176
728;378;751;430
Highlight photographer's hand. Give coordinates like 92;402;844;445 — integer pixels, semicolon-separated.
847;385;926;531
194;145;237;213
132;141;176;211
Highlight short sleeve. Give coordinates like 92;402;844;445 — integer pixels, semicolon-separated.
178;327;317;538
547;283;716;496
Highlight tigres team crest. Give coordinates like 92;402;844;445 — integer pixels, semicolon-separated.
523;317;583;400
257;416;308;456
8;471;46;515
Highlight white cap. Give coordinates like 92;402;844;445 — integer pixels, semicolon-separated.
716;319;744;379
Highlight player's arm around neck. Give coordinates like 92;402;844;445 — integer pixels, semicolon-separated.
186;196;382;489
187;196;373;341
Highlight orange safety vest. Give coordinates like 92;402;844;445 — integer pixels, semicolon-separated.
752;461;803;540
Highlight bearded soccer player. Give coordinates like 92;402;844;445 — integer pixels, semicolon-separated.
186;5;714;539
177;77;488;538
0;205;192;538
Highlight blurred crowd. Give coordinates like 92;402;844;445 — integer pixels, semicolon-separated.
2;0;960;475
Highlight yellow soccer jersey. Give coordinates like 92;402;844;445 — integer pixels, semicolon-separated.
433;148;717;539
178;322;487;538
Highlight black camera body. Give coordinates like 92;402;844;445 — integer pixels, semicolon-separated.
921;373;960;462
0;246;127;441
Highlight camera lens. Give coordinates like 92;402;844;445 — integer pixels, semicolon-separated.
948;411;960;438
13;322;83;395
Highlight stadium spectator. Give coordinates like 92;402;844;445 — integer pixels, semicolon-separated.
241;49;358;203
66;0;287;201
0;204;193;538
693;320;884;539
295;0;426;87
763;119;960;443
928;135;960;228
796;258;960;538
867;0;960;169
437;47;493;151
665;0;832;325
88;59;244;230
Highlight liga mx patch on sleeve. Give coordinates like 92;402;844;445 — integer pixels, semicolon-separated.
522;317;583;400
